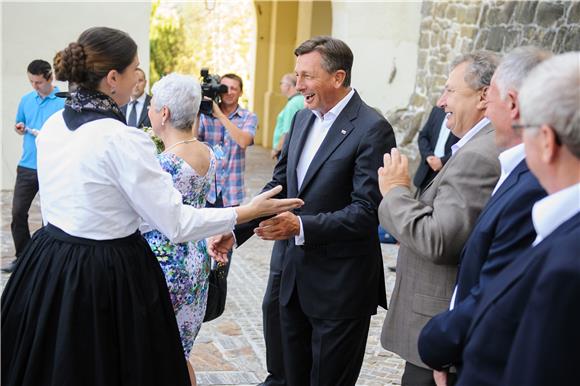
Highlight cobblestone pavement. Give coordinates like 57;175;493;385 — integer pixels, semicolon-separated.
1;145;405;385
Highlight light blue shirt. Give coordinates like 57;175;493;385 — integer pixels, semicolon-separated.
15;87;65;169
433;116;450;158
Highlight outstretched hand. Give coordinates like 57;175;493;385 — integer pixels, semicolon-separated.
208;232;235;263
378;148;411;196
249;186;303;218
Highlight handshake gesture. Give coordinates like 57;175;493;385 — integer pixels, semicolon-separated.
208;185;304;263
209;185;303;261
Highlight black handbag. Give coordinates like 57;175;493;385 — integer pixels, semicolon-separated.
203;261;227;322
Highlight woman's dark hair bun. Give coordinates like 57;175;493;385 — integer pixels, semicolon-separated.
54;42;87;83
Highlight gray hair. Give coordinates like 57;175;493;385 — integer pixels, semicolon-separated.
494;46;552;100
519;52;580;158
151;73;201;131
283;73;297;87
450;50;500;90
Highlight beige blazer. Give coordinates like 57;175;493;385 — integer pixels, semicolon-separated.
379;123;500;368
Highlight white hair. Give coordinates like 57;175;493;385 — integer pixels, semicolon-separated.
494;46;552;100
519;52;580;158
151;73;202;131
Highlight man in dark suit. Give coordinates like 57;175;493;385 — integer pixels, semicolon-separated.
121;68;151;128
413;106;458;194
418;47;551;381
425;52;580;386
212;36;395;386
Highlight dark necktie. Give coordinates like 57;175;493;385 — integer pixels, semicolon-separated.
127;100;138;127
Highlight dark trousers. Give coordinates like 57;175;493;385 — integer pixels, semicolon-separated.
11;166;39;257
402;362;457;386
261;270;286;386
280;289;371;386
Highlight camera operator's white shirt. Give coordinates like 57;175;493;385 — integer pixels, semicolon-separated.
36;111;236;242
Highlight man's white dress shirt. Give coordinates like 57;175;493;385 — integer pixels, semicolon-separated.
531;183;580;246
295;88;355;245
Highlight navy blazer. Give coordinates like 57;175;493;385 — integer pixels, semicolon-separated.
413;107;458;190
501;226;580;386
418;159;546;370
457;213;580;386
120;94;151;128
235;91;395;319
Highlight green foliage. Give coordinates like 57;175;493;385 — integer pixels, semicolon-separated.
142;126;165;154
149;0;256;107
149;0;186;85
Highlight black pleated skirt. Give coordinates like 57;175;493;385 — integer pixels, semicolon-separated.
1;224;190;386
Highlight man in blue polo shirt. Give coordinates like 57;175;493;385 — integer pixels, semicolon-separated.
3;60;64;273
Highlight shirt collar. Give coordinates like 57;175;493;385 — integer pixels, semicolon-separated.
451;117;490;155
532;183;580;245
36;86;60;101
312;88;355;122
131;92;147;104
289;93;301;101
498;143;526;177
226;104;242;119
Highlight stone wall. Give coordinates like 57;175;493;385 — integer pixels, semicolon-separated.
389;0;580;166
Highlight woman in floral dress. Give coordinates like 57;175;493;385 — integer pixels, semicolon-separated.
143;73;219;386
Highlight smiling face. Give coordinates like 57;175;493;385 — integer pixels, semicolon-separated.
437;61;487;138
294;51;345;115
219;77;242;108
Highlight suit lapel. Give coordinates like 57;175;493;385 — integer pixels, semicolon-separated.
137;95;150;127
421;123;494;197
467;213;580;338
297;93;360;196
477;160;529;220
467;242;542;336
287;113;315;197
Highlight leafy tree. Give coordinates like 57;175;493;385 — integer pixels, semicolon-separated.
149;0;255;107
149;0;186;85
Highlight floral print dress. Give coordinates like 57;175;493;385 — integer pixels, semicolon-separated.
144;149;216;358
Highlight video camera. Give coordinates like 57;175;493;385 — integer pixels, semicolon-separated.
200;68;228;115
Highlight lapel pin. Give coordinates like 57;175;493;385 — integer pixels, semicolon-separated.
341;129;347;135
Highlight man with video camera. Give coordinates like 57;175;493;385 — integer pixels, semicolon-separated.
196;72;257;275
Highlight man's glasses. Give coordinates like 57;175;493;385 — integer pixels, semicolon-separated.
512;123;562;146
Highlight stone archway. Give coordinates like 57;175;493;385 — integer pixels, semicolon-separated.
252;1;332;147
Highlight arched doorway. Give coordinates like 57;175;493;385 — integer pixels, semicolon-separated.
252;1;332;146
149;0;332;148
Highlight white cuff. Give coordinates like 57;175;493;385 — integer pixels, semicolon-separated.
294;216;305;245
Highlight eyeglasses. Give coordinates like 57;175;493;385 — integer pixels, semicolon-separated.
512;124;562;146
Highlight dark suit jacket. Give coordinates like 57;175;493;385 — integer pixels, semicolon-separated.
502;224;580;386
120;94;151;128
455;213;580;386
413;107;458;191
418;159;547;370
235;91;395;319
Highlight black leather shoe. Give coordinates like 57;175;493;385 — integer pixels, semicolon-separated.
1;259;18;273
